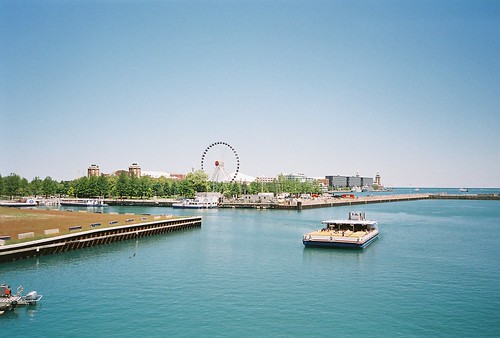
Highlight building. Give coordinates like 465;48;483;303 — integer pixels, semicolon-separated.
326;173;374;189
316;178;330;192
255;176;274;183
87;164;100;177
283;173;315;183
328;175;348;188
169;173;186;180
128;163;141;177
142;171;171;179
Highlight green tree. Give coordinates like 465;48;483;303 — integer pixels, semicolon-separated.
185;170;209;193
3;173;22;197
29;176;43;196
97;175;110;197
129;175;140;198
42;176;58;197
19;178;30;196
179;179;195;198
74;176;90;198
248;181;260;195
59;181;72;196
152;178;165;197
107;176;117;197
138;176;153;198
114;172;129;198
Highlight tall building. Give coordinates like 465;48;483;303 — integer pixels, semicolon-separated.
87;164;100;177
129;163;141;177
326;173;374;189
374;172;382;186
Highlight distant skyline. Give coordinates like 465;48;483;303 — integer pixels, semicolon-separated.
1;1;499;188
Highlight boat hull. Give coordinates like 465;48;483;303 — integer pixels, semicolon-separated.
60;202;108;207
303;234;378;249
172;204;217;209
0;199;37;207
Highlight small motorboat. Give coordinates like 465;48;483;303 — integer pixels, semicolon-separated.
0;284;42;312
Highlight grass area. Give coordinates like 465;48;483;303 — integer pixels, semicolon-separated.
0;206;175;245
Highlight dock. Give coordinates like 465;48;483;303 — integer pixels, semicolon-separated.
428;194;500;201
104;198;176;207
0;216;201;263
219;194;431;210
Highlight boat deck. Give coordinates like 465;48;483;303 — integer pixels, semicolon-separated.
0;296;22;308
303;228;379;248
308;229;371;238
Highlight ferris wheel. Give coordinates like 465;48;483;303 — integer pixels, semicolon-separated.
201;142;240;182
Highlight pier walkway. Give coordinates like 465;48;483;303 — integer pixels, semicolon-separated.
0;216;201;263
219;194;431;210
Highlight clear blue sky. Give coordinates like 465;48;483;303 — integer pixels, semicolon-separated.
1;0;499;187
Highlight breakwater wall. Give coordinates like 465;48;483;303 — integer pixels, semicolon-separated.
0;216;201;263
105;199;176;207
429;194;500;201
219;194;431;210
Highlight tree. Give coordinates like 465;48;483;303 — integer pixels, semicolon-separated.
97;175;110;197
139;176;153;198
42;176;58;197
179;179;195;198
59;181;72;196
74;177;90;198
185;170;209;193
114;172;129;198
129;175;140;198
3;174;22;197
19;178;29;196
248;181;260;195
152;178;165;197
29;177;43;196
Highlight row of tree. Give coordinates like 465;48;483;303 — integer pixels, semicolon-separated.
0;171;323;199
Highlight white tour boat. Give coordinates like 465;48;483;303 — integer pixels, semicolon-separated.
303;212;379;249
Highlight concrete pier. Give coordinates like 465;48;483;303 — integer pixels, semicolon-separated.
0;216;201;263
429;194;500;201
219;194;430;210
104;198;176;207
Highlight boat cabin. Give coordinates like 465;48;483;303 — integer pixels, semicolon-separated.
322;212;377;232
0;284;12;297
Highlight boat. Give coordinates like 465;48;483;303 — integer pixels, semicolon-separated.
458;188;468;192
0;198;37;208
172;193;220;209
172;198;218;209
60;198;108;207
0;284;42;312
302;212;379;249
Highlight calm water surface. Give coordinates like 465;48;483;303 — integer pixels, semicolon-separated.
1;199;499;337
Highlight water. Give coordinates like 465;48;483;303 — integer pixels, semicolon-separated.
1;199;499;337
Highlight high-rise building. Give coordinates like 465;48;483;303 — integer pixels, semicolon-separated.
326;173;374;189
87;164;100;177
129;163;141;177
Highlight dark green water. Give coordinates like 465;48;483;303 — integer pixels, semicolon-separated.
1;198;499;337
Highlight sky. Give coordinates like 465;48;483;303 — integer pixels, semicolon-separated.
1;0;499;188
